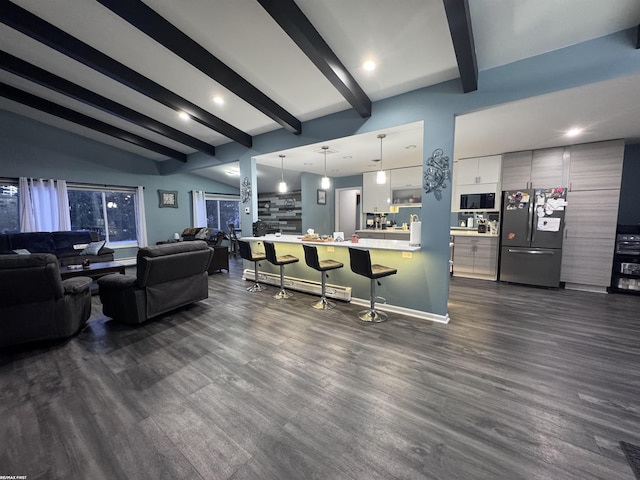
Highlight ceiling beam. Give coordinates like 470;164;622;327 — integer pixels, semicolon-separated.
256;0;372;118
442;0;478;93
96;0;302;135
0;1;252;148
0;51;217;157
636;24;639;49
0;82;187;162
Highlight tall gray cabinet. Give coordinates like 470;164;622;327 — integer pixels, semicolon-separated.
560;140;624;291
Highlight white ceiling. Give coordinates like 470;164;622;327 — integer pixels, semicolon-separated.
2;0;640;191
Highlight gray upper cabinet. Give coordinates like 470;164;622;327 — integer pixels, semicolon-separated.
531;147;569;188
501;151;532;190
568;140;624;191
502;148;568;190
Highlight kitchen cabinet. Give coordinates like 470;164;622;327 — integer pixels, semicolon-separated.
390;166;422;205
501;147;568;190
452;155;502;212
559;184;621;291
452;235;498;280
560;237;616;288
567;140;624;191
455;155;501;185
362;171;391;213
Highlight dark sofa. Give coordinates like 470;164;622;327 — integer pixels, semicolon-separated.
98;241;213;325
180;227;229;273
0;254;93;348
0;230;114;266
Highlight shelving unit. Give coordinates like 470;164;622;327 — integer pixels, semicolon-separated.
608;225;640;295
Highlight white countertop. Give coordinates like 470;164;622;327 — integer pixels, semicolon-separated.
242;234;421;251
450;230;499;237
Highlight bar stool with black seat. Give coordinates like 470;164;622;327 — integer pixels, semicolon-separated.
302;244;344;310
264;241;299;299
238;240;266;292
348;247;397;322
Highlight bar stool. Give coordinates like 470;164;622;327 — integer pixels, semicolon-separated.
238;240;266;292
302;244;343;310
348;247;397;322
263;241;299;299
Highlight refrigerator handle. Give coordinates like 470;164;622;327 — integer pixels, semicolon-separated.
527;194;534;244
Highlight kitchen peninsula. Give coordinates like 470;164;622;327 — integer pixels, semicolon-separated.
240;234;448;323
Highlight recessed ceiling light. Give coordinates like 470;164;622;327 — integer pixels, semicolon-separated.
178;111;190;120
405;144;417;150
225;169;239;176
362;60;376;71
343;155;352;160
566;127;583;137
303;162;313;166
212;96;224;105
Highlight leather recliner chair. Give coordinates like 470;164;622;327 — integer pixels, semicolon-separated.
0;253;93;348
98;241;213;325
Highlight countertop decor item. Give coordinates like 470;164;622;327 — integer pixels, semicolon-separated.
423;148;450;200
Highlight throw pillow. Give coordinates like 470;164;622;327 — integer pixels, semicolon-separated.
13;249;31;255
195;228;211;240
80;240;106;256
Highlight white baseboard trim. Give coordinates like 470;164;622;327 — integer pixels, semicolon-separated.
350;297;450;324
243;269;352;301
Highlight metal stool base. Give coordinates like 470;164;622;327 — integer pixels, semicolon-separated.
357;309;388;323
312;297;335;310
246;283;266;293
273;289;293;299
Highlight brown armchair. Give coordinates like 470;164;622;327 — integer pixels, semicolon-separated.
0;254;92;348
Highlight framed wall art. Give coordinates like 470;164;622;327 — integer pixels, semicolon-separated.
158;190;178;208
317;189;326;205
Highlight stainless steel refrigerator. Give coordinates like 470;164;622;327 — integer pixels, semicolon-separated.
500;188;567;287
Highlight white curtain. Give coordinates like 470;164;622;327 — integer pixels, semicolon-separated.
19;177;71;232
135;186;148;247
192;190;207;227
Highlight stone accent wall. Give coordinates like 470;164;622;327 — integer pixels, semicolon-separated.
257;191;302;234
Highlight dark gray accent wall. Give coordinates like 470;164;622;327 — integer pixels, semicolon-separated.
619;143;640;226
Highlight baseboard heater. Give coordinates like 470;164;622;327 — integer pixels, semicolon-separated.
242;269;352;301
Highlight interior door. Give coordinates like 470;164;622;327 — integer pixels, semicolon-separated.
336;188;360;235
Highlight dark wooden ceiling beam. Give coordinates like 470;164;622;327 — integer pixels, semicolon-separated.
97;0;302;135
443;0;478;93
0;0;252;148
0;82;187;161
256;0;372;118
0;51;216;157
636;24;639;49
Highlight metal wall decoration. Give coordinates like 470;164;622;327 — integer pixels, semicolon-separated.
240;176;251;203
423;148;450;200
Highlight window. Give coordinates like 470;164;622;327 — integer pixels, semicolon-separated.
0;181;19;234
205;195;240;231
68;187;138;245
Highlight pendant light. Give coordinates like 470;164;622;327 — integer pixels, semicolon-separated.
278;154;287;193
376;133;387;184
321;146;331;189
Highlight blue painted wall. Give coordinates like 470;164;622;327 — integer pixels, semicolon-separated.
2;28;639;317
0;111;238;258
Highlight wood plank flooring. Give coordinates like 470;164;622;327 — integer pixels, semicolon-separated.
1;256;639;479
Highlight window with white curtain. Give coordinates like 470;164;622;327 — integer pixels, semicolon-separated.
0;180;19;233
68;186;138;246
205;194;240;231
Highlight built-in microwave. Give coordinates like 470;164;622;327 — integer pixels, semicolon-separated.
460;193;495;210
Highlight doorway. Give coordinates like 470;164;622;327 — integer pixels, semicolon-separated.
335;188;361;235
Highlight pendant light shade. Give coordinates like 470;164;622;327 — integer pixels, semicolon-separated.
376;133;387;184
321;146;330;189
278;154;287;193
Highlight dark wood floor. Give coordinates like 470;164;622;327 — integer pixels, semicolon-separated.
2;256;639;479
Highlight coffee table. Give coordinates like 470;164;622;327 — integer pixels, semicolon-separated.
59;261;126;293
